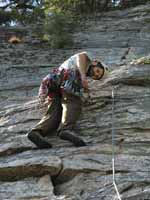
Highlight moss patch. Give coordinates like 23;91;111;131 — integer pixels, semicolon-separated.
131;56;150;65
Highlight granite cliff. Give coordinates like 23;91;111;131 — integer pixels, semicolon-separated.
0;3;150;200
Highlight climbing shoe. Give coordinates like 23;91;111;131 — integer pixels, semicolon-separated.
58;130;86;147
27;131;52;149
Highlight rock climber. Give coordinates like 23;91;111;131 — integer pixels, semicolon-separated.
27;52;106;148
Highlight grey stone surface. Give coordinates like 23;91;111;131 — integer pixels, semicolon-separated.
0;175;56;200
1;63;150;199
0;150;62;181
0;3;150;200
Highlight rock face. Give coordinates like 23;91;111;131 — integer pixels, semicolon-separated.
0;3;150;200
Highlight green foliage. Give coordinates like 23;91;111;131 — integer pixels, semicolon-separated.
131;55;150;65
1;0;149;48
119;0;150;9
1;0;150;26
43;12;75;48
44;0;112;14
44;0;82;13
0;0;44;25
143;58;150;64
0;10;12;25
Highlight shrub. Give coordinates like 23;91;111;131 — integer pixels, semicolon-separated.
43;12;75;48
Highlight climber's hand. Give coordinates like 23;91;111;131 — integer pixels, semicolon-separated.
82;90;92;105
82;79;89;91
38;95;46;105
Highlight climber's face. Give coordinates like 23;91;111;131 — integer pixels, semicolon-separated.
92;66;104;80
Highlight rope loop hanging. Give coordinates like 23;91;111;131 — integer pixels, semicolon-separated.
112;86;122;200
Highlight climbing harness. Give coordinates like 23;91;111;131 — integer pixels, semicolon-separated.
111;86;122;200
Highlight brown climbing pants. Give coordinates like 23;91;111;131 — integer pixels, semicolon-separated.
32;93;82;136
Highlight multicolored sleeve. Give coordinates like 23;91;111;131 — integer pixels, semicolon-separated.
38;74;51;99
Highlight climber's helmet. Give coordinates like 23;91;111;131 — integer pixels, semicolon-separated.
87;60;105;80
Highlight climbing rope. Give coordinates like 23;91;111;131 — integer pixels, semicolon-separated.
111;86;122;200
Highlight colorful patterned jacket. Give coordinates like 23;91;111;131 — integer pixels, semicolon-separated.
38;68;83;101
